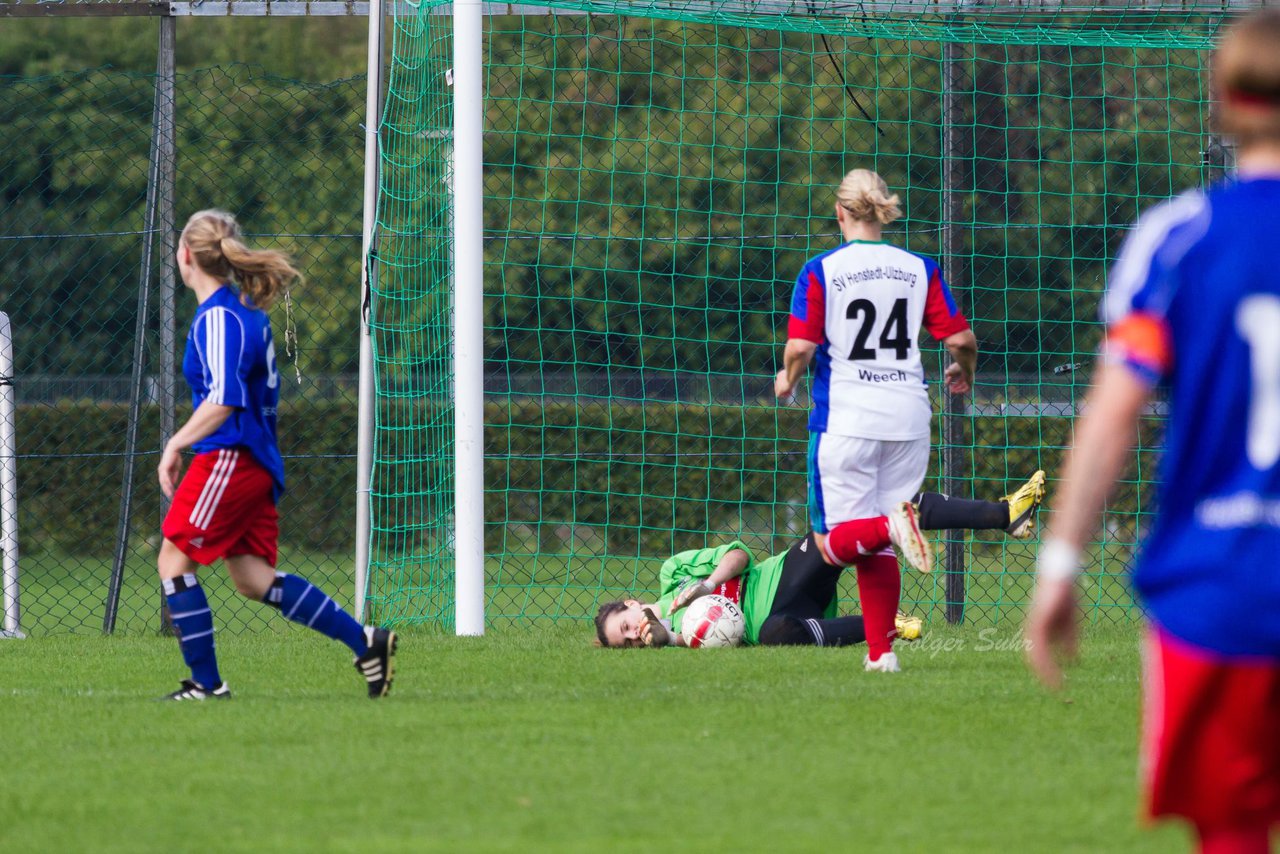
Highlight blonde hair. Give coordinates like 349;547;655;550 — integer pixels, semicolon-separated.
1212;9;1280;146
835;169;903;225
180;209;301;310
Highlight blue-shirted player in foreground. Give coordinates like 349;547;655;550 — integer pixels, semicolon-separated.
1028;11;1280;852
156;209;396;701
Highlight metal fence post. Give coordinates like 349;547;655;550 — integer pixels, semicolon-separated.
158;14;177;464
0;313;21;639
105;15;176;634
941;36;968;625
156;17;178;635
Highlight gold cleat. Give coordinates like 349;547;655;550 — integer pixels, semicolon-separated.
1003;470;1046;540
894;610;924;641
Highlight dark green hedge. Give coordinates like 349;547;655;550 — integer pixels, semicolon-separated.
19;400;1099;556
16;401;362;555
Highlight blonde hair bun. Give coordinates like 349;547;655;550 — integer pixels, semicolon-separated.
835;169;903;225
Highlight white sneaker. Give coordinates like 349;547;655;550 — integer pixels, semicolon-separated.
887;501;933;574
864;651;901;673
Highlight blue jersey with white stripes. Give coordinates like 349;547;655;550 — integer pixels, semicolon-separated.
1105;177;1280;656
184;285;285;501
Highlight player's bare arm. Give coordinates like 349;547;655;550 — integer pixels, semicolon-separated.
157;401;237;498
775;338;817;399
942;328;978;395
1027;361;1149;688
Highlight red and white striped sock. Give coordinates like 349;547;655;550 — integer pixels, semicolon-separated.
823;516;890;566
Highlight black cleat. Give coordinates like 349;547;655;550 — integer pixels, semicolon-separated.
354;626;398;699
158;679;231;701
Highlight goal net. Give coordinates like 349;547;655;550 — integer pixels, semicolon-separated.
366;1;1230;629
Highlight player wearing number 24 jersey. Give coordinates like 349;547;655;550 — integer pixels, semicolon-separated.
775;169;977;673
786;233;970;441
1028;12;1280;851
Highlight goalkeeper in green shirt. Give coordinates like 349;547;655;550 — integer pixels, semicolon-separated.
594;472;1045;649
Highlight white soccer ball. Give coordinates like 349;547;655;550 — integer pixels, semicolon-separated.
680;594;745;648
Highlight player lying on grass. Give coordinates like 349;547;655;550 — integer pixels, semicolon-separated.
595;472;1045;649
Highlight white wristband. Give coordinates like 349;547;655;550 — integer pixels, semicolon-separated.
1037;538;1082;582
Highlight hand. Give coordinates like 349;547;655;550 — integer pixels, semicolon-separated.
157;442;185;500
774;369;795;400
667;579;712;616
1024;577;1079;690
638;608;672;647
944;362;972;395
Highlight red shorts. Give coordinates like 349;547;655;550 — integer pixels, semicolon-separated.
1142;627;1280;830
161;448;278;566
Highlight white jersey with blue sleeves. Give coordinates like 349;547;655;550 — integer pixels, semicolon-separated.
788;240;970;439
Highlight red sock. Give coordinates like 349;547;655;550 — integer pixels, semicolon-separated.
855;551;900;660
1196;824;1272;854
825;517;890;565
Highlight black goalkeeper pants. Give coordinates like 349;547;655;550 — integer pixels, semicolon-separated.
756;533;865;647
753;490;1006;646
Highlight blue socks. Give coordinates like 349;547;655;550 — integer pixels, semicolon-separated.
164;571;367;689
263;572;368;656
163;573;222;690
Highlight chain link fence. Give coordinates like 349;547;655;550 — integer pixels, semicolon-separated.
1;64;365;635
365;8;1230;630
5;7;1232;636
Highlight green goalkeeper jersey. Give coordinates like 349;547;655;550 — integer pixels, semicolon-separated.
656;541;834;644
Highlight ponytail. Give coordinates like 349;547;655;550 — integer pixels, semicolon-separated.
217;233;301;311
180;209;301;310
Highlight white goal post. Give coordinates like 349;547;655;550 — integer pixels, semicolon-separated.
0;312;23;639
355;0;487;635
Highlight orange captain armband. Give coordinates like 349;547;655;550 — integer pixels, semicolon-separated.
1104;311;1173;383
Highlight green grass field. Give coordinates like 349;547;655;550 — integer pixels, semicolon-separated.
0;623;1186;852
